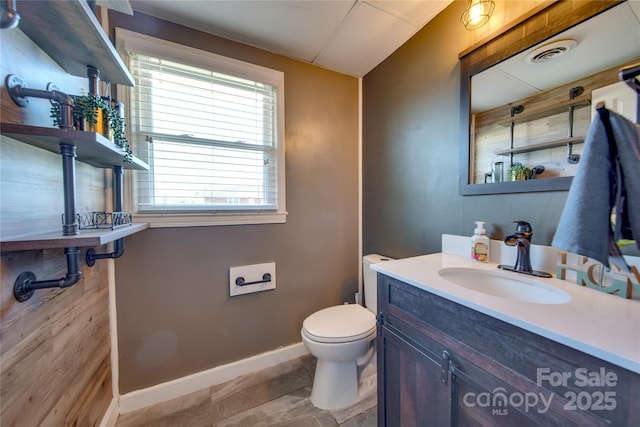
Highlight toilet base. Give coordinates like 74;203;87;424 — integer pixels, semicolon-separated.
310;359;360;410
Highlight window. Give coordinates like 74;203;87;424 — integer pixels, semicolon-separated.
116;29;286;227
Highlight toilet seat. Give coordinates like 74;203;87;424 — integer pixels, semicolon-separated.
302;304;376;343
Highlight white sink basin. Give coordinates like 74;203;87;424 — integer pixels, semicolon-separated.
437;267;571;304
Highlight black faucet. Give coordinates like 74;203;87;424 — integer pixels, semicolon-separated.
498;220;552;278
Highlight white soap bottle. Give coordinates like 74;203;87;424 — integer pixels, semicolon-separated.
471;221;490;263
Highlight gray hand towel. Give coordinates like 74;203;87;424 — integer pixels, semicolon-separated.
552;108;640;268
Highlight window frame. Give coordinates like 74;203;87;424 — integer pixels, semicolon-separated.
115;28;286;227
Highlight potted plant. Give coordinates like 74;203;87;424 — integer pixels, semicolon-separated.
51;93;107;134
73;94;110;135
50;95;132;162
106;101;132;162
508;163;532;181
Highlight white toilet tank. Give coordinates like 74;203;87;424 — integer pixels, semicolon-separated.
363;254;393;313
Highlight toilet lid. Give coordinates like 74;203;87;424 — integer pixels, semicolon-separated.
302;304;376;343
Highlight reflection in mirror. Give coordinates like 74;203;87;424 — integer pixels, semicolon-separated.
459;0;640;195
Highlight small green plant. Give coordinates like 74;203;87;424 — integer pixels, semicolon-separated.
508;163;532;181
50;93;107;130
106;104;132;162
73;94;108;130
50;102;64;128
50;94;132;163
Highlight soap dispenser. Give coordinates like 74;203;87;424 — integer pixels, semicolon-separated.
471;221;490;263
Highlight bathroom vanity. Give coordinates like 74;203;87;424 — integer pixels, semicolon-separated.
373;249;639;426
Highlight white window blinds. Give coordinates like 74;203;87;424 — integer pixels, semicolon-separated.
123;34;284;216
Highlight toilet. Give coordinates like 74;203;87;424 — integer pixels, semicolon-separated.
301;254;392;410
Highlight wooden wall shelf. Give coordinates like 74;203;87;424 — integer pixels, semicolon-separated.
0;223;149;252
1;123;148;170
494;136;585;156
16;0;134;86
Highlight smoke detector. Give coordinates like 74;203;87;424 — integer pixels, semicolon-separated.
525;39;578;64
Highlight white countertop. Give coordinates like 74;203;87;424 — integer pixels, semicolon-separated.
372;252;640;374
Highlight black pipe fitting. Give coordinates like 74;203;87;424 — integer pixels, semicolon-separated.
60;144;78;236
86;239;125;266
0;0;20;29
87;66;100;95
5;75;74;129
86;166;126;266
14;247;83;302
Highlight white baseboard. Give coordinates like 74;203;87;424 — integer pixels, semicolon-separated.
99;397;119;427
118;342;309;414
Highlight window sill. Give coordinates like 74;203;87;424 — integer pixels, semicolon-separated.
135;212;287;228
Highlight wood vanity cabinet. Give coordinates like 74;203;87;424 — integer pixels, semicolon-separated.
376;274;640;427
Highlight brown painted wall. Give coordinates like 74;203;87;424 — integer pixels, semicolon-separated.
362;0;570;259
0;26;113;426
109;12;359;393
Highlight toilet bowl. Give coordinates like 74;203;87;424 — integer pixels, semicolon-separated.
301;254;392;410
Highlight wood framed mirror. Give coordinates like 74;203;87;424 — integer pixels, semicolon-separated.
458;0;638;195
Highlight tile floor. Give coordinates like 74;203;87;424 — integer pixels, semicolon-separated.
116;354;377;426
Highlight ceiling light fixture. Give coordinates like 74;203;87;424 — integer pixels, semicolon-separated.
461;0;495;30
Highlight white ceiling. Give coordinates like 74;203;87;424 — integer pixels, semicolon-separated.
472;1;640;112
130;0;452;77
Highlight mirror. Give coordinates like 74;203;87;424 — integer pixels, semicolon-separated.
459;0;640;195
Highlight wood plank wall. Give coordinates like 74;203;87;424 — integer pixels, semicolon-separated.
1;252;112;426
471;59;640;184
1;21;114;427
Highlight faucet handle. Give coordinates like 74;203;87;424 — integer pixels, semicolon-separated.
511;220;532;239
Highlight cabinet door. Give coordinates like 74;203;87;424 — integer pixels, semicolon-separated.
450;363;616;427
452;366;545;427
378;325;452;427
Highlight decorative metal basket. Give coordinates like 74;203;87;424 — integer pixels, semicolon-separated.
64;211;133;230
